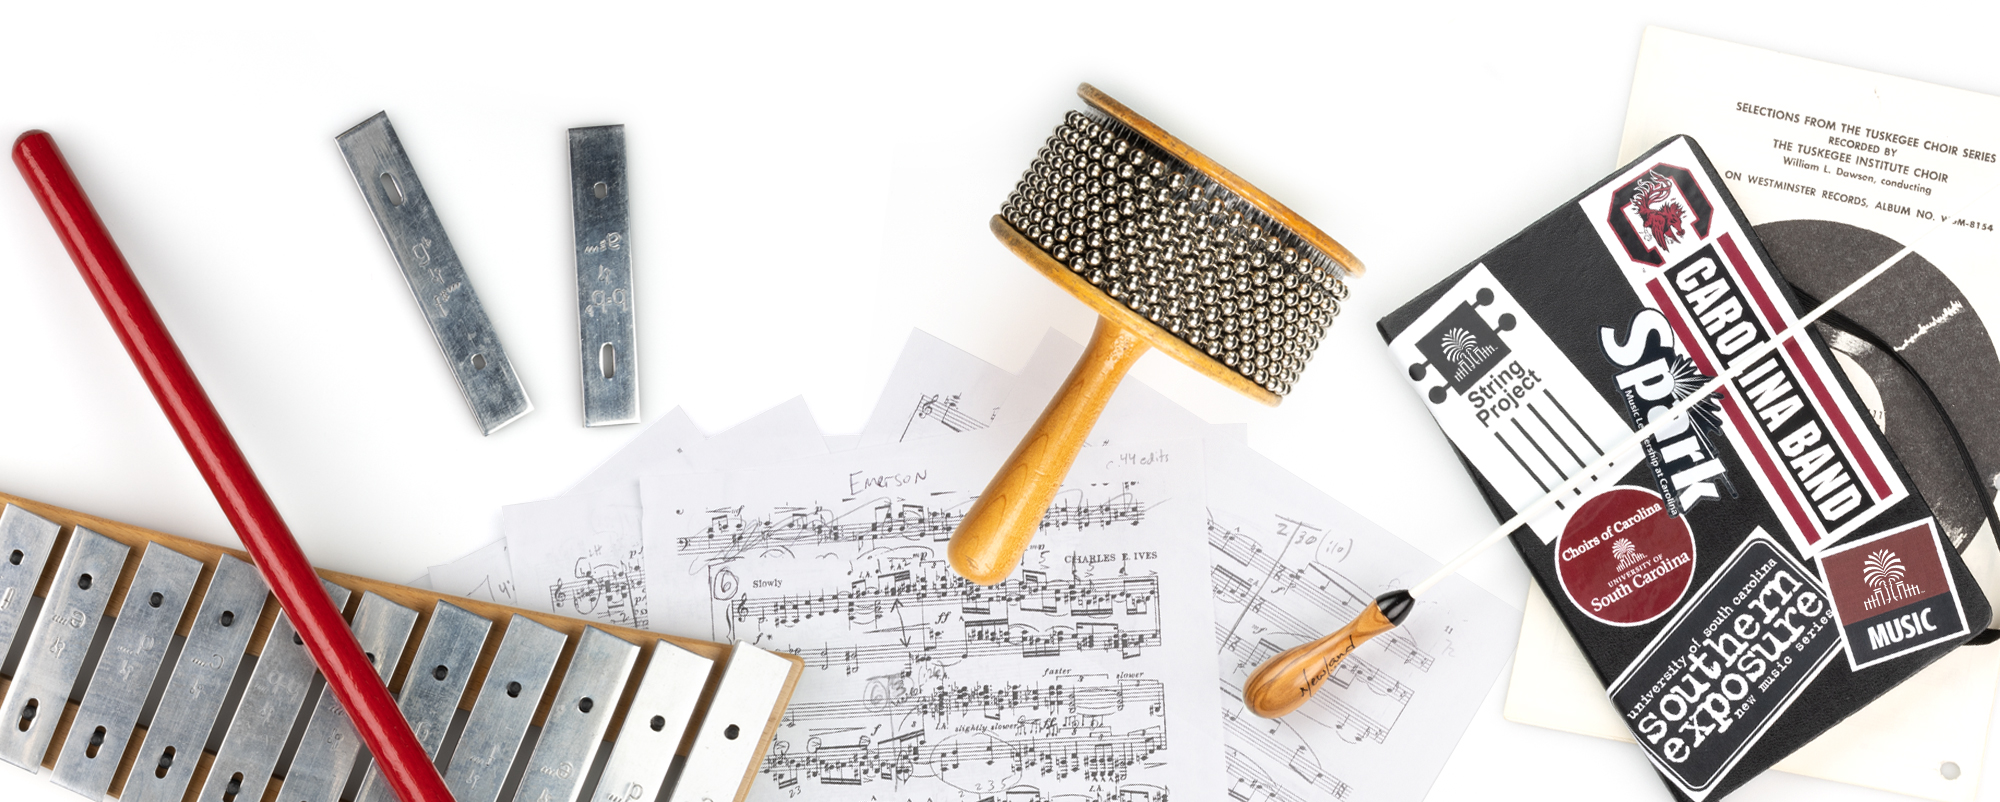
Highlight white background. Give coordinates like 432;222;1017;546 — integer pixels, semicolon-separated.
3;2;1999;801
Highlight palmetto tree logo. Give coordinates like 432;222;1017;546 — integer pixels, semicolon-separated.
1611;538;1646;570
1863;550;1903;589
1436;326;1500;383
1861;549;1919;611
1442;328;1478;367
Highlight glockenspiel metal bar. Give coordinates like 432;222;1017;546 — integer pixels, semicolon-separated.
195;580;353;802
0;496;806;802
0;526;130;770
277;592;419;802
336;112;534;436
50;544;202;798
569;123;639;428
443;615;565;802
592;641;712;802
0;506;60;660
513;627;637;802
666;643;793;802
354;600;491;802
121;554;271;802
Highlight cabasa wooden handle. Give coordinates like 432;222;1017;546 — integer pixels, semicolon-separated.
1242;591;1412;719
947;318;1148;585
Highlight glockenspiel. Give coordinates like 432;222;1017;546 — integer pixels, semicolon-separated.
0;493;802;802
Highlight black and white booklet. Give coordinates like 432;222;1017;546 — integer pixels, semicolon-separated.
1378;135;1991;802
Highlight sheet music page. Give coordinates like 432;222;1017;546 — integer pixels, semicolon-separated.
429;407;704;602
1206;441;1515;802
426;538;517;605
568;406;705;494
684;396;830;471
857;330;1015;448
641;428;1225;802
502;486;649;629
500;399;827;632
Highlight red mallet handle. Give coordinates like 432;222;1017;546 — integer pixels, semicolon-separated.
12;130;456;802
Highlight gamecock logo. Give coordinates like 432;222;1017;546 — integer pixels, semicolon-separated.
1630;172;1687;249
1606;163;1713;266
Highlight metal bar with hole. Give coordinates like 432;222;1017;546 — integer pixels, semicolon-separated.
0;527;130;770
666;643;794;802
353;601;491;802
50;544;202;798
569;125;639;427
0;506;60;659
276;592;419;802
337;112;533;435
441;615;566;802
120;554;271;802
196;580;353;802
511;627;637;802
592;640;712;802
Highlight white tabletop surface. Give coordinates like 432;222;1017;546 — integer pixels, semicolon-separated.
4;2;2000;801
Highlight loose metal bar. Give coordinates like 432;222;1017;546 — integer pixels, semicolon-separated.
336;113;533;435
569;124;639;427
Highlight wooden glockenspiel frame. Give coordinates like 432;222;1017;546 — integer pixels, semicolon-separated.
0;492;802;802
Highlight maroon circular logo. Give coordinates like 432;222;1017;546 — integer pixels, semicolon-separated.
1556;487;1696;626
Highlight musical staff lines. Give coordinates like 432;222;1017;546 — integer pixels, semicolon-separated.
779;678;1167;724
679;489;1148;559
762;678;1172;789
900;392;993;441
763;728;1168;788
725;559;1161;670
646;436;1219;802
1203;445;1514;802
1210;518;1436;673
547;549;647;629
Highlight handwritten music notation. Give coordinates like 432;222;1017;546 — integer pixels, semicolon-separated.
679;491;1149;559
724;568;1158;623
546;552;647;629
900;392;993;441
1206;511;1404;798
647;436;1218;802
763;728;1170;788
1202;446;1514;802
1224;743;1335;802
780;678;1167;723
719;557;1162;670
1210;519;1436;674
764;677;1171;790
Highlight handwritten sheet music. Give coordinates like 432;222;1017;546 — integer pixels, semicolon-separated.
428;407;708;600
503;487;649;629
496;398;830;631
426;539;516;605
1206;441;1515;802
642;428;1226;802
857;330;1014;448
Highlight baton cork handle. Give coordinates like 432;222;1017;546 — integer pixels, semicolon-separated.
1243;590;1414;719
948;318;1148;585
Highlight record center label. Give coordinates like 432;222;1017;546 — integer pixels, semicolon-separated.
1558;487;1697;626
